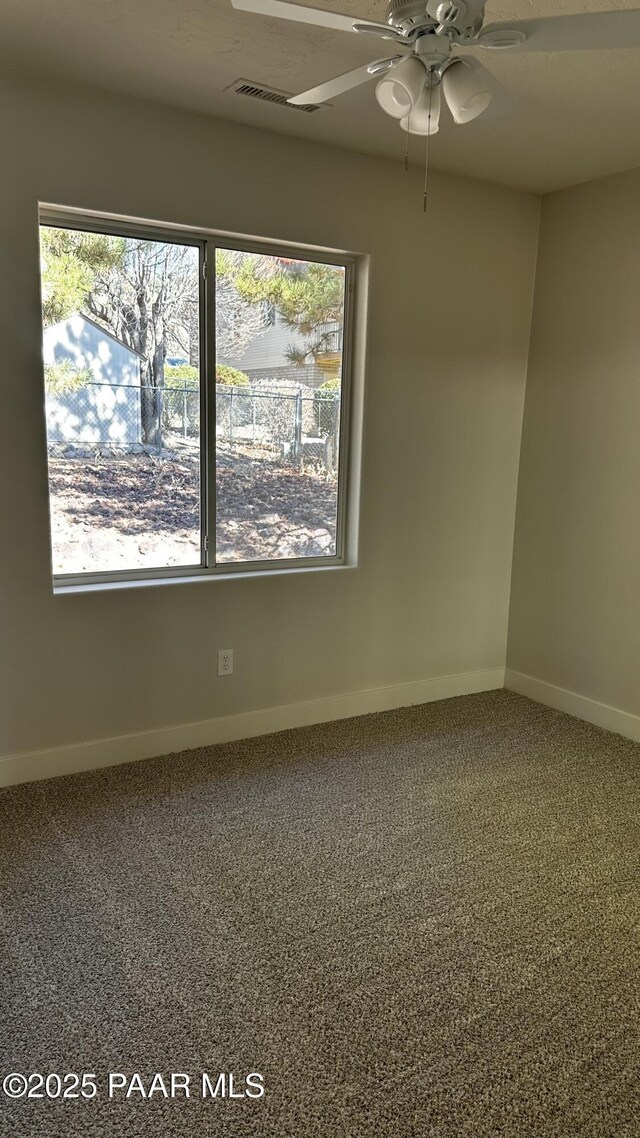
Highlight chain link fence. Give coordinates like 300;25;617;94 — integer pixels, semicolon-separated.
216;386;339;472
46;381;341;473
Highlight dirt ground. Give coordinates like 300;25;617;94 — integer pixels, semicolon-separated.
47;453;338;575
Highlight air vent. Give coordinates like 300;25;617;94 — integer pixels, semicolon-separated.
228;79;322;113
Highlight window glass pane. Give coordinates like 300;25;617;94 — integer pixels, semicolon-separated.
40;225;203;576
215;250;346;564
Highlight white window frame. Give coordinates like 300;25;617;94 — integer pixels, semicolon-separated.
39;206;362;592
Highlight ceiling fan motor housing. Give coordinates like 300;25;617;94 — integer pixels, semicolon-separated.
386;0;432;34
428;1;466;26
386;0;485;38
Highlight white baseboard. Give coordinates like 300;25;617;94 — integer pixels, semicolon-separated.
505;669;640;744
0;667;505;789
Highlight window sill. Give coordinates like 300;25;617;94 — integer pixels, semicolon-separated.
52;560;357;595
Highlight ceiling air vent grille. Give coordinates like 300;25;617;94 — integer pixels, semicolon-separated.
229;79;322;113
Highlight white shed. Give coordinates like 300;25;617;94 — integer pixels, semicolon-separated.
43;313;143;447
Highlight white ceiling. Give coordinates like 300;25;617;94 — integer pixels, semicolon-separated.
3;0;640;192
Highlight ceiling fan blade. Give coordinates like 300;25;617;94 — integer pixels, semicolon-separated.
352;22;406;42
477;9;640;52
288;57;402;104
231;0;382;35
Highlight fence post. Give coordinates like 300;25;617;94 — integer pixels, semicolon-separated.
229;386;234;447
294;390;303;468
182;381;188;439
157;386;162;455
327;396;339;471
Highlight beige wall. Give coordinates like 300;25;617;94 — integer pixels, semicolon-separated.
508;167;640;715
0;70;539;760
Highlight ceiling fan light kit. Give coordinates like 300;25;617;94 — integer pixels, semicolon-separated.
400;82;441;135
441;59;492;125
375;55;426;119
231;0;640;202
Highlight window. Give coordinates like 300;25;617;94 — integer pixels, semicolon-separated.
39;211;358;587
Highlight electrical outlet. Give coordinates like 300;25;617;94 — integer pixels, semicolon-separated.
218;649;234;676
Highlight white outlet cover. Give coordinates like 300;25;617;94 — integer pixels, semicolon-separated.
217;649;234;676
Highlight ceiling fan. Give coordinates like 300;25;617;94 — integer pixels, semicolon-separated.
230;1;640;130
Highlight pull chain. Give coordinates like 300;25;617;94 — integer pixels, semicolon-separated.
404;126;409;173
423;80;434;212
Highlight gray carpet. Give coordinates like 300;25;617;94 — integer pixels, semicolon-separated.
1;690;639;1137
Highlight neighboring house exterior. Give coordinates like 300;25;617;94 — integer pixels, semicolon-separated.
43;313;143;446
222;311;342;389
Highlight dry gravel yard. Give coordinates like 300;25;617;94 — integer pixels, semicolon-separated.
48;452;337;575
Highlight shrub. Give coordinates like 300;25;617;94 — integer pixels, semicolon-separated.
164;364;251;389
163;365;250;435
162;365;199;434
216;364;250;387
250;378;301;444
164;363;199;386
314;375;341;436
